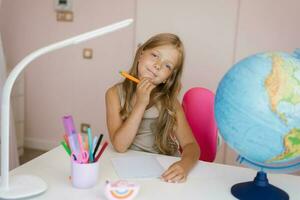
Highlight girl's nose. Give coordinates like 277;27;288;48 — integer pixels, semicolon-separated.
154;62;161;70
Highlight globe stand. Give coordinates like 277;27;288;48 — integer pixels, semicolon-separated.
231;171;289;200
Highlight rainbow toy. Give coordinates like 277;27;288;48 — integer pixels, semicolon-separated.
104;180;140;200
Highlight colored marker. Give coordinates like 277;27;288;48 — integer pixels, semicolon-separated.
61;141;71;156
87;128;94;163
92;136;98;152
95;141;108;162
68;133;79;154
119;71;140;84
63;115;76;136
83;135;89;151
93;134;103;159
76;133;89;163
63;134;70;148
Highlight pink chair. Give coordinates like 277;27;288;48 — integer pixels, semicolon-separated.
182;87;218;162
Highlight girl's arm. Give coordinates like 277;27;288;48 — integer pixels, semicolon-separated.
105;79;155;152
161;100;200;182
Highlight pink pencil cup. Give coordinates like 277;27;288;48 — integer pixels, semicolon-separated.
71;159;100;189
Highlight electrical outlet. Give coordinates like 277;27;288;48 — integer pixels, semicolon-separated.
81;123;90;134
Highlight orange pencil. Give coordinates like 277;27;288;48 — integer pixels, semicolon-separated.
119;71;140;84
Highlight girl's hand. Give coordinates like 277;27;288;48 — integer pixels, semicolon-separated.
161;161;187;183
135;78;156;107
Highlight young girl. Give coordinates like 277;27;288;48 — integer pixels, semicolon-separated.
105;33;200;183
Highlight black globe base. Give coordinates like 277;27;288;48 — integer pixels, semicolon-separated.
231;171;289;200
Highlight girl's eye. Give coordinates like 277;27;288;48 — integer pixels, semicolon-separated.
165;64;172;70
151;53;158;58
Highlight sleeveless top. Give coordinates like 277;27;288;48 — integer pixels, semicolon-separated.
117;84;161;154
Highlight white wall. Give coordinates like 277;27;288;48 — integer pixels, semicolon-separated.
0;0;136;150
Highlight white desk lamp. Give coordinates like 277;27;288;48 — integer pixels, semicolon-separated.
0;18;133;199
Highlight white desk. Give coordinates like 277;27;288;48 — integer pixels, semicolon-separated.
10;146;300;199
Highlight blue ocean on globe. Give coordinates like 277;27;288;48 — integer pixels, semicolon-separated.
215;49;300;170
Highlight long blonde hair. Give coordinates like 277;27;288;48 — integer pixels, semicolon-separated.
120;33;184;155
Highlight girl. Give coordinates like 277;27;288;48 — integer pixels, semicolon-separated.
105;33;200;183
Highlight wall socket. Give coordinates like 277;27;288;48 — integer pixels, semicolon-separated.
80;123;91;134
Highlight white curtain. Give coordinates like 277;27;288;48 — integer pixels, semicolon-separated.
0;33;20;169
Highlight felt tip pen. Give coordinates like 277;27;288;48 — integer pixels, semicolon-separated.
95;141;108;162
87;128;94;163
93;134;103;159
61;141;71;156
63;115;76;136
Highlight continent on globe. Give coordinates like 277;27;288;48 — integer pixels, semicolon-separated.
269;128;300;162
265;54;300;123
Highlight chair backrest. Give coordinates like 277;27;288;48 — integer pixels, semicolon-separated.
182;87;218;162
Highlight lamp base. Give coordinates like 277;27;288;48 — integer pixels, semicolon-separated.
0;175;47;199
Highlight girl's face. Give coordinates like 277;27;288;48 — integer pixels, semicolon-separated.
137;45;179;85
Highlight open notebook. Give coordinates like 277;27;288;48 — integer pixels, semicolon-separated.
111;155;165;179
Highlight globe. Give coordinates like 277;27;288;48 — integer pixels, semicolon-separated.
215;49;300;200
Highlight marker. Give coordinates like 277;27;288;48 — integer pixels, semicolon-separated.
84;135;89;151
87;128;94;163
63;115;76;136
93;134;103;159
92;136;98;152
63;134;70;148
119;71;140;84
77;133;89;163
95;141;108;162
61;141;71;156
68;133;79;154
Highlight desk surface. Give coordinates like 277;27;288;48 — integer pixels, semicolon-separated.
11;146;300;200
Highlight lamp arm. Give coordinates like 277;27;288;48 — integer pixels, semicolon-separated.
0;18;133;190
